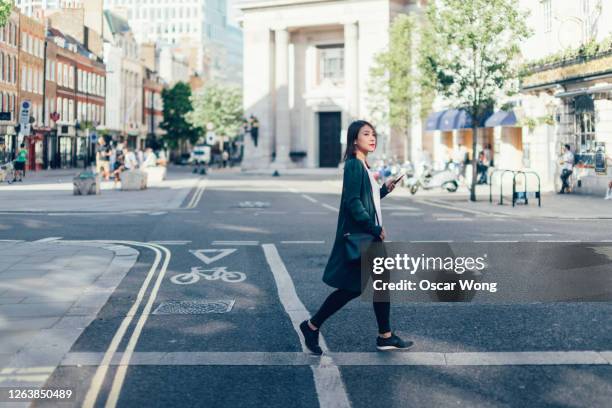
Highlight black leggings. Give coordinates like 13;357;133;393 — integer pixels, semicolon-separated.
310;288;391;334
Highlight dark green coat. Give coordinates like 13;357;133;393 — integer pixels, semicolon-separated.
322;157;389;292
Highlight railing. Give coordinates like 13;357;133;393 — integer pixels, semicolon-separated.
489;169;541;207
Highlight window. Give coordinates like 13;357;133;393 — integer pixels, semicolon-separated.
574;95;596;154
542;0;552;33
317;45;344;83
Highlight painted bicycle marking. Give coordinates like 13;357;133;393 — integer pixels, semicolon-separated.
170;266;247;285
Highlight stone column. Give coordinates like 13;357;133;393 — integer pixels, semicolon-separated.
344;22;359;124
273;28;291;168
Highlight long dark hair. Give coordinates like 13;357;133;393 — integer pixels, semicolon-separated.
342;120;377;162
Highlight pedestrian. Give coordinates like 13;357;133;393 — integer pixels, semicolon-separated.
298;120;413;355
605;180;612;200
222;150;229;167
96;138;111;181
13;143;27;182
476;150;489;184
559;144;574;194
123;146;138;171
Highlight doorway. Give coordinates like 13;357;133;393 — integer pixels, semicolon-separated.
318;112;341;167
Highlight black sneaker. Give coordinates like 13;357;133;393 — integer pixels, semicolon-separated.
376;333;413;351
299;320;323;355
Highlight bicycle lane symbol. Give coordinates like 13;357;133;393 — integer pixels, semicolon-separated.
169;248;247;285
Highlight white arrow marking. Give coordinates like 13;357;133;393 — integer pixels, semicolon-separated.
190;248;237;265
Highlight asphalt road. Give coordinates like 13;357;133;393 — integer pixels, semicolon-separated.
1;167;611;408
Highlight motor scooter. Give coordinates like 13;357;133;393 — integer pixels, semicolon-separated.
407;162;459;194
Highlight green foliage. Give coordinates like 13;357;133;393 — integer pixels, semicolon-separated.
160;82;201;149
0;1;11;27
186;82;243;140
419;0;531;200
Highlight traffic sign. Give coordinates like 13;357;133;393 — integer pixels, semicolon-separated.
19;100;31;125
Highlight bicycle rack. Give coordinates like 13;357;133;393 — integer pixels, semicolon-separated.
489;169;516;205
489;169;542;207
512;170;541;207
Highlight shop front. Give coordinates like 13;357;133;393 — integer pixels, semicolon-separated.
0;125;16;164
521;50;612;195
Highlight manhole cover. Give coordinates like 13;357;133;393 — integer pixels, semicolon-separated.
152;300;235;315
237;201;270;208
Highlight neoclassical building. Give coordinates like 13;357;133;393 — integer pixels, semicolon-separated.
237;0;422;169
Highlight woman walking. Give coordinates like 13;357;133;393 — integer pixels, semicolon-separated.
299;120;413;354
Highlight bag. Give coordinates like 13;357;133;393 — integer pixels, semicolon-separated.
343;211;381;262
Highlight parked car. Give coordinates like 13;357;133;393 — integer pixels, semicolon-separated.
173;153;191;166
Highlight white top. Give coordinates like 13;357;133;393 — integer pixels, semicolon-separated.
561;151;574;171
361;160;382;227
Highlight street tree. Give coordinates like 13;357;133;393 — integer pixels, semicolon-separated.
367;14;416;159
420;0;530;201
186;82;243;147
160;82;201;150
0;1;11;27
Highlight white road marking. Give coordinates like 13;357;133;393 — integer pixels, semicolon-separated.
415;198;497;217
212;240;259;246
104;243;172;408
190;248;237;264
186;178;207;209
410;240;454;243
537;240;582;243
435;218;474;222
300;211;328;215
473;240;519;243
0;239;24;242
262;244;351;408
62;350;612;367
302;194;318;203
171;266;246;285
256;211;288;214
149;211;168;216
82;242;168;408
287;187;299;193
280;241;325;244
321;203;339;212
148;241;191;245
33;237;62;243
389;212;424;217
381;206;420;211
523;233;553;237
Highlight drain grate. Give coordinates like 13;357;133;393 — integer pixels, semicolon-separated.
152;299;235;315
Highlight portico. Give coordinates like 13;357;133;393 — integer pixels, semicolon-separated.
238;0;413;169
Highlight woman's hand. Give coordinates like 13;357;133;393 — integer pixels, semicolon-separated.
379;227;386;241
385;178;398;193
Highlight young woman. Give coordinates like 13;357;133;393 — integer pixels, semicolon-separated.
299;120;413;354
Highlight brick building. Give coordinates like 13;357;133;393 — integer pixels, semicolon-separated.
48;28;77;168
18;12;45;171
0;8;20;164
42;35;57;168
143;68;164;149
74;41;106;168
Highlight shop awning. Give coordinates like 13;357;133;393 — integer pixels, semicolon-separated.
484;110;518;127
425;109;492;131
425;111;445;131
439;109;471;131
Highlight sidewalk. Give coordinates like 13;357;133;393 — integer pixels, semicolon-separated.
413;184;612;219
0;167;199;213
0;240;137;395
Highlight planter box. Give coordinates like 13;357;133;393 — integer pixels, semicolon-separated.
121;170;148;191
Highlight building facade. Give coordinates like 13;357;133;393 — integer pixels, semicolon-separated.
238;0;417;169
0;8;20;164
518;0;612;196
143;68;164;148
103;0;243;85
18;12;45;171
102;10;144;149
